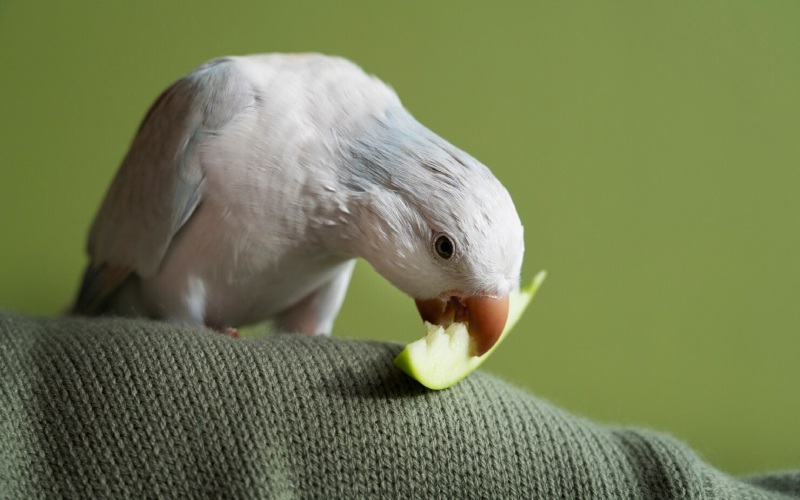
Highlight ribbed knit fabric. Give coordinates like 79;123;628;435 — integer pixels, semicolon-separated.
0;311;797;499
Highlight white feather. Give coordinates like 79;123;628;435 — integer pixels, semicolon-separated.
74;53;524;332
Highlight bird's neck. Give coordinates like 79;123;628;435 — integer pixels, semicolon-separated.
302;181;366;259
306;105;428;260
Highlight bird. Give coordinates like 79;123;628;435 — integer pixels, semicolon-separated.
71;53;524;355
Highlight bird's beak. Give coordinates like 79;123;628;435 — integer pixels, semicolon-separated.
415;294;510;356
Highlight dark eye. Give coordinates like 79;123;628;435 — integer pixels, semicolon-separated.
434;234;455;260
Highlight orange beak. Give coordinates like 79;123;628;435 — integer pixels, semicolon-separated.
415;294;510;356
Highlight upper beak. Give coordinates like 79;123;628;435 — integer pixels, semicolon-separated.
415;294;510;356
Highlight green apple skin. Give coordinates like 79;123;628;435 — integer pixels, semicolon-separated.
394;271;546;390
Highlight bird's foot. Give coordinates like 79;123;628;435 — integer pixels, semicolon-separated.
218;327;241;339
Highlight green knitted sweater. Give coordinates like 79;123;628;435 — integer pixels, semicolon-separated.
0;312;797;498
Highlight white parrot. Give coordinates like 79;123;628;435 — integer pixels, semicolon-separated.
72;53;524;355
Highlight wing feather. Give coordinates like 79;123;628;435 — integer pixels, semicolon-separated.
73;58;254;314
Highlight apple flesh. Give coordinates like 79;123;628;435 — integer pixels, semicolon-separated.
394;271;546;390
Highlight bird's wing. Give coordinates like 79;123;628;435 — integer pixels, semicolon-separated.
74;58;255;314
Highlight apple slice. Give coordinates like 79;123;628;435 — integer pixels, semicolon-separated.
394;270;546;390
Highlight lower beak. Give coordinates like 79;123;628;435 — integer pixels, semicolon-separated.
415;294;510;356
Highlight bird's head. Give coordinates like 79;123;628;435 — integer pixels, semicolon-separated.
340;107;524;355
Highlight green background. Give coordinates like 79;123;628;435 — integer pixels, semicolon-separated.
1;2;798;475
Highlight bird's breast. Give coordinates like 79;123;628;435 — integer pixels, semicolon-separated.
138;188;353;327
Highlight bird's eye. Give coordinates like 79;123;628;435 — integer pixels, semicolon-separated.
433;234;455;260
